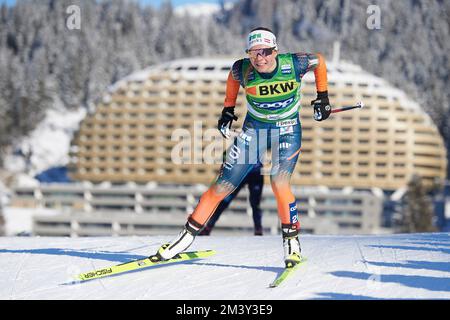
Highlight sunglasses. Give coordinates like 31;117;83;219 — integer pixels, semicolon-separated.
246;47;276;58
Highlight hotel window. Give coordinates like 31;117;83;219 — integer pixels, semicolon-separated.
358;173;368;178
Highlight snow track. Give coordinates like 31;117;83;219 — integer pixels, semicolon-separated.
0;233;449;300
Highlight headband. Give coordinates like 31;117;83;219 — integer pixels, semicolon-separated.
247;29;278;51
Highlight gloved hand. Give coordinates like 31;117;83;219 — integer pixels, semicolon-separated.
218;107;238;139
311;91;331;121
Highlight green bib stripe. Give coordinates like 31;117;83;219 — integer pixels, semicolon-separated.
240;54;302;123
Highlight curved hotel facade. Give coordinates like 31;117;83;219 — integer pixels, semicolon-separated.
69;57;446;190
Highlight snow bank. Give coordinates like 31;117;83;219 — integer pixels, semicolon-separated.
3;107;86;178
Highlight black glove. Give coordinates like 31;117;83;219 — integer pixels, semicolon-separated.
218;107;238;139
311;91;331;121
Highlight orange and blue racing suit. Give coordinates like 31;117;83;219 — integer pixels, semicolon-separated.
187;52;328;233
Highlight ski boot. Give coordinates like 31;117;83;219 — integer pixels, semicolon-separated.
154;219;202;261
282;224;302;268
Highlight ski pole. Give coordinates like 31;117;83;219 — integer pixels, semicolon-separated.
331;101;364;114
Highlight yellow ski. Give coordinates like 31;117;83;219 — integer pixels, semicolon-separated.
74;250;216;282
269;257;307;288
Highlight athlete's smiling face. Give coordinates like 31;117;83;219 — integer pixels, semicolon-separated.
248;44;278;74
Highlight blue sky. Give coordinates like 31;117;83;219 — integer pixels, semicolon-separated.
0;0;226;7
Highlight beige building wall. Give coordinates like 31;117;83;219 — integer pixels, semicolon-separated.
69;57;447;190
12;183;383;236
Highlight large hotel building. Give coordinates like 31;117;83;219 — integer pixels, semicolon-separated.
10;55;447;236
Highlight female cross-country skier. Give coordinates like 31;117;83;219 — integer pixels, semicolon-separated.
154;27;331;267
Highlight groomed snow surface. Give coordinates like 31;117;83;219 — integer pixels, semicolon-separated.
0;233;449;300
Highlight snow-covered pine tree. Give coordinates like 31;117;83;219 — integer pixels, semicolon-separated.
401;175;437;233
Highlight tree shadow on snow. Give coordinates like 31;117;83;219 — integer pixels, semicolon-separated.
398;234;450;249
0;248;147;263
313;292;433;300
405;234;450;242
329;271;450;293
327;235;450;295
366;260;450;273
313;292;381;300
366;244;450;255
191;261;283;274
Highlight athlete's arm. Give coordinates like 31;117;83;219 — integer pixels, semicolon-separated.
219;61;242;138
292;52;328;91
292;52;331;121
313;53;328;93
224;71;241;107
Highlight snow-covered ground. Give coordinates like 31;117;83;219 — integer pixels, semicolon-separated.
0;233;449;300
